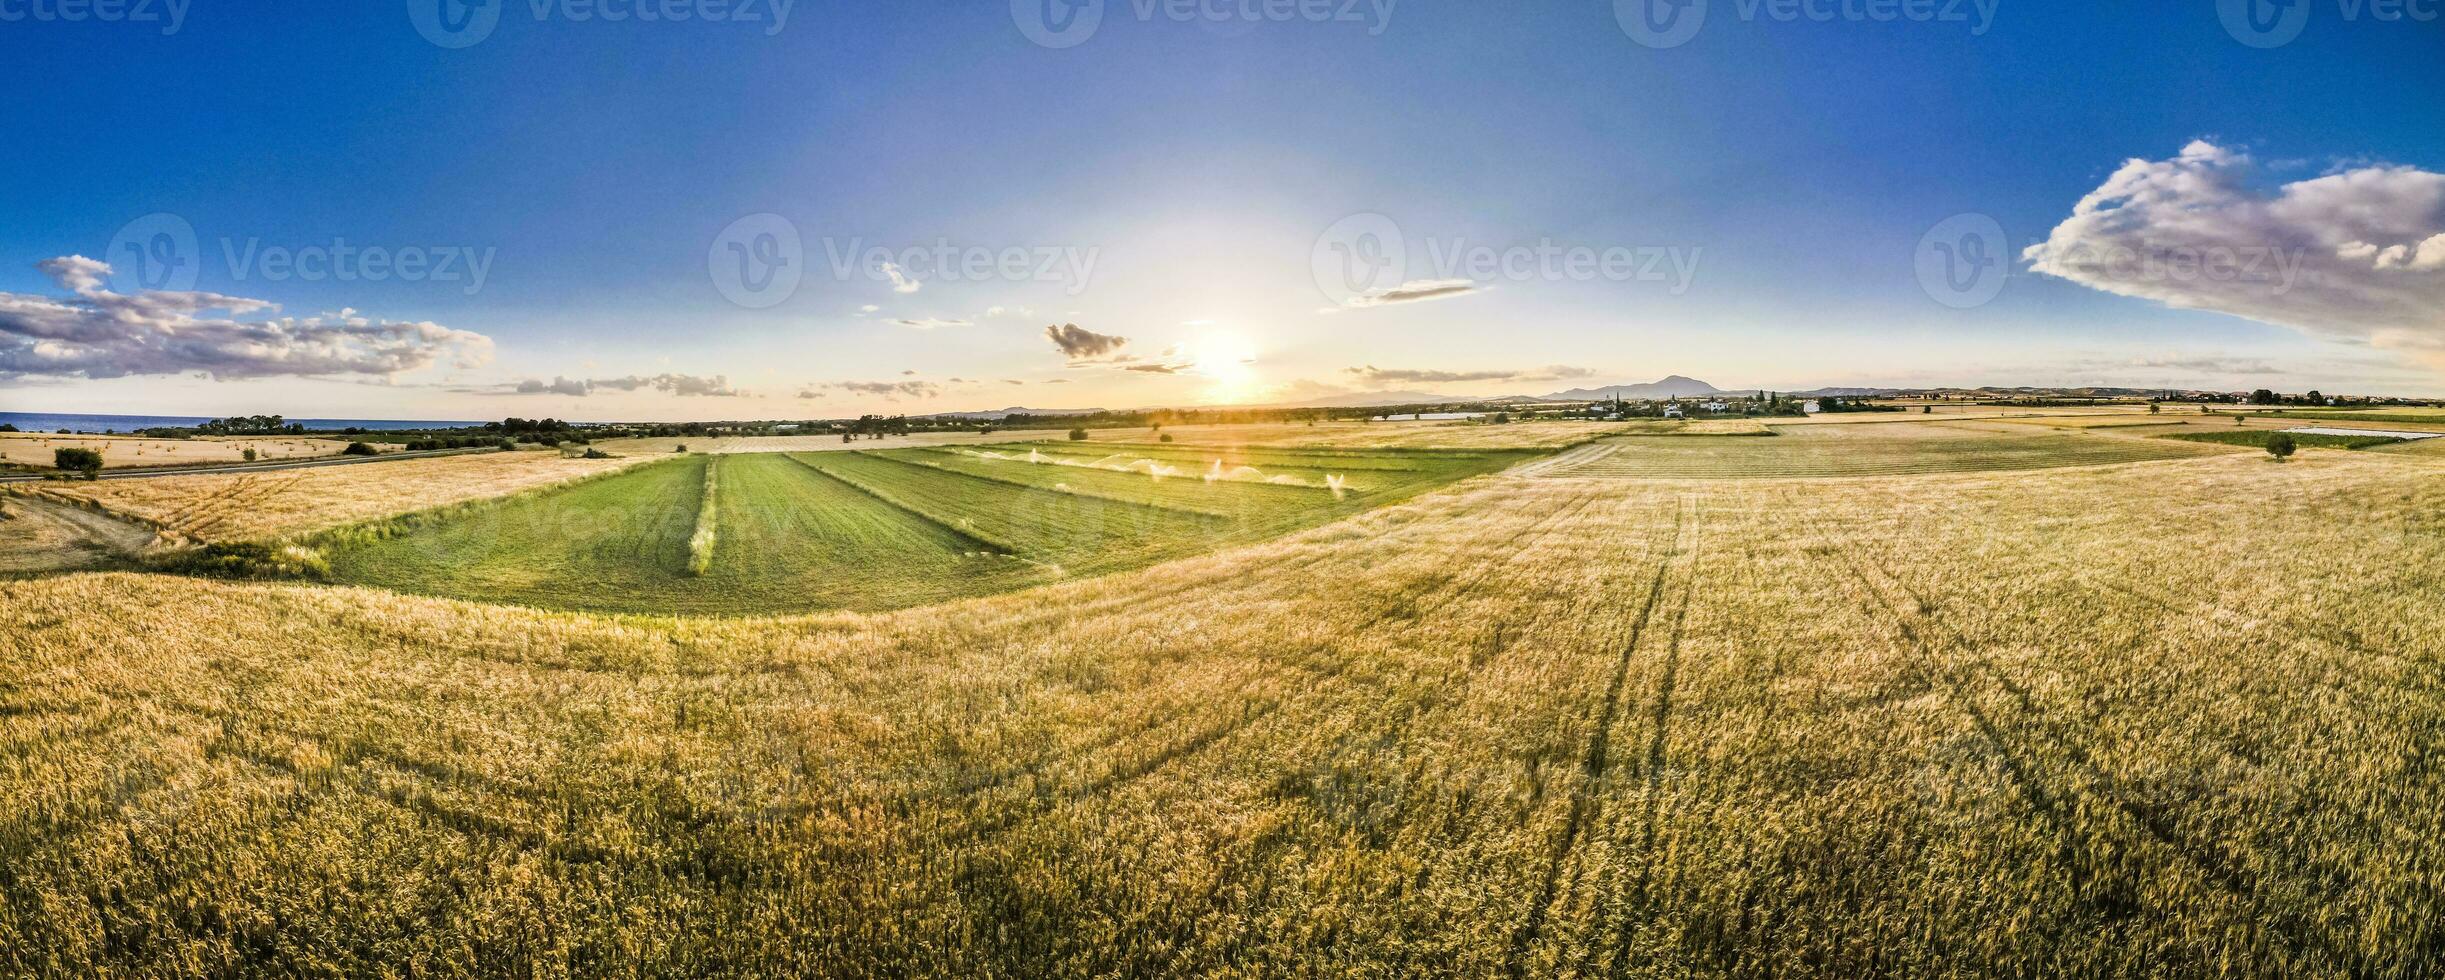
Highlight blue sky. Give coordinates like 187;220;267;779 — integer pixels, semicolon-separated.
3;0;2442;419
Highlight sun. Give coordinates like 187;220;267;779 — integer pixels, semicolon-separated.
1187;331;1261;402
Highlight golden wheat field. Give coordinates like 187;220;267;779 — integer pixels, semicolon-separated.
0;432;358;469
4;440;2444;976
1073;419;1663;450
30;449;643;541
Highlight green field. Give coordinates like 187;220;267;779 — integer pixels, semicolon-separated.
317;446;1522;615
1542;422;2228;480
2161;429;2409;451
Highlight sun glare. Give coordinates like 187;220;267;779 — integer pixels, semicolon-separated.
1189;331;1260;402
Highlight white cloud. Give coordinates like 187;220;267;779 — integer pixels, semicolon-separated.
2024;141;2445;359
881;261;921;294
492;373;745;397
892;317;970;330
0;256;493;381
1323;278;1484;312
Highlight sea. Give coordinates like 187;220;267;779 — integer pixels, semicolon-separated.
0;412;487;435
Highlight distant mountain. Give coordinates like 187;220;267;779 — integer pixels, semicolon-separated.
926;406;1109;420
1541;375;1725;401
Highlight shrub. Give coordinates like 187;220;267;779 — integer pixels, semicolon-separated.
676;443;691;453
0;423;16;432
1159;433;1175;443
53;447;103;479
582;448;612;459
242;448;258;462
2265;432;2297;460
150;542;330;580
1069;428;1090;441
342;442;378;456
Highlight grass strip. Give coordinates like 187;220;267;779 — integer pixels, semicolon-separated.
781;454;1019;555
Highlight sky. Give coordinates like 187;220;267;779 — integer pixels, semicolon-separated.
2;0;2441;421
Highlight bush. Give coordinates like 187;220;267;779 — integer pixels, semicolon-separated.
242;448;258;462
1159;433;1174;443
150;542;330;580
581;448;612;459
342;442;378;456
53;447;103;479
2265;432;2297;460
0;423;16;432
1068;428;1090;441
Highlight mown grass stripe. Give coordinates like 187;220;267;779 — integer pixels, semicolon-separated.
780;453;1018;554
847;450;1243;527
894;449;1243;520
684;456;719;577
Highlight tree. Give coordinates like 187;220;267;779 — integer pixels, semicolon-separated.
54;447;103;479
1068;427;1090;441
2250;389;2279;405
342;442;378;456
242;448;259;462
2304;390;2326;406
2264;432;2297;460
0;423;16;432
2149;403;2161;415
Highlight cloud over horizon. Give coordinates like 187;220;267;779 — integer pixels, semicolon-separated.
2025;141;2445;360
802;379;942;400
1344;364;1598;388
0;256;493;382
492;373;745;397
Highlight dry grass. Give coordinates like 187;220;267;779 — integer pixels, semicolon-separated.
3;449;2443;975
0;432;358;469
35;450;644;542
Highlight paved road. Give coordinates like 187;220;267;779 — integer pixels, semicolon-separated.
0;446;505;484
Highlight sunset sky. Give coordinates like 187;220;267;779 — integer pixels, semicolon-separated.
4;1;2442;421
